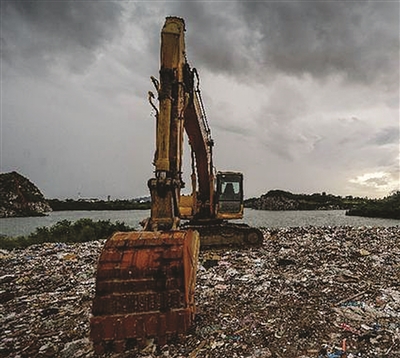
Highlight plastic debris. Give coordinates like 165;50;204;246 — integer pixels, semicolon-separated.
0;226;399;357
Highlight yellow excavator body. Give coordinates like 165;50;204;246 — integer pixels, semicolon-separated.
90;17;263;353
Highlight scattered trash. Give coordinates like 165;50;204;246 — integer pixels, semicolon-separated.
358;248;371;256
0;226;399;357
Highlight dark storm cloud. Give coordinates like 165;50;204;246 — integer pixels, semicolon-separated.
172;1;399;85
1;0;123;75
369;126;400;146
169;2;251;76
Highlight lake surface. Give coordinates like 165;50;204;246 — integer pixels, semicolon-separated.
0;209;398;237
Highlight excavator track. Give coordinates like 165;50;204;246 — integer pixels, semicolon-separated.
185;222;264;249
90;230;200;354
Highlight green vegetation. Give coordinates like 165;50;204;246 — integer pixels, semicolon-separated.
0;218;134;250
48;198;151;211
346;191;400;220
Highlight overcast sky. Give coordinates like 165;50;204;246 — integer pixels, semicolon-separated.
1;1;399;200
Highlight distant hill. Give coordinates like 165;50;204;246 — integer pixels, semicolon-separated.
346;191;400;219
244;190;361;211
0;171;52;218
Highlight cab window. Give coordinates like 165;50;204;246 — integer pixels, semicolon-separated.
220;180;240;201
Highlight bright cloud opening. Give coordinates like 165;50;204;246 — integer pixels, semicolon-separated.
349;171;399;197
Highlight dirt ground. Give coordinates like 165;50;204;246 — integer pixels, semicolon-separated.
1;226;399;358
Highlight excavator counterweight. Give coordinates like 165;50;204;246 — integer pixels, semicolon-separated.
90;17;263;353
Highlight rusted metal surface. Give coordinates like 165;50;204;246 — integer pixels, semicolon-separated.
90;230;200;354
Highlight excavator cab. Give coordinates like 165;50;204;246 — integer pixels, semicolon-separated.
215;171;244;219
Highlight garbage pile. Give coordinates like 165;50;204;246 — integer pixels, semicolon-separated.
1;226;399;357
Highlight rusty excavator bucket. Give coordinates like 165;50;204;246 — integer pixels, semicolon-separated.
90;230;199;354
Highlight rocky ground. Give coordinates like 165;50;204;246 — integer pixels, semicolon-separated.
1;226;399;358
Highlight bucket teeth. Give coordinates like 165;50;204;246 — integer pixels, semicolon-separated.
90;230;200;352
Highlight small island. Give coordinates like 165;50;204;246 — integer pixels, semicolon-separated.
0;171;51;218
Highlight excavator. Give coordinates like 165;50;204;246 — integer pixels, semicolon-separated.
90;17;263;354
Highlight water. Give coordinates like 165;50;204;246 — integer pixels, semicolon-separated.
0;210;149;237
242;209;399;229
0;209;398;238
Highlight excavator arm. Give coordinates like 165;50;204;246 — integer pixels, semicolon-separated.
146;17;187;231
